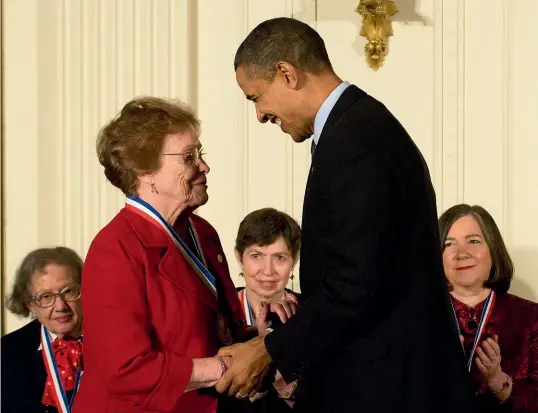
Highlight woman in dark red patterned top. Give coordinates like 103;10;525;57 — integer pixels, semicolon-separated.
439;204;538;412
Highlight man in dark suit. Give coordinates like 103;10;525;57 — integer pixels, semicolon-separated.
216;17;474;413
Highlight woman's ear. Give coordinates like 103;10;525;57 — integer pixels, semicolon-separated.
138;173;152;185
27;302;35;318
234;249;244;270
292;253;300;269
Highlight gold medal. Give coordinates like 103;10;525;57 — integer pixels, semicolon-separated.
217;313;233;345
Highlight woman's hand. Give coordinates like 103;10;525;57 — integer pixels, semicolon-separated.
475;334;512;399
254;293;298;334
475;335;502;381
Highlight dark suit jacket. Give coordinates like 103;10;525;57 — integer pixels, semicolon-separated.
264;85;474;413
1;319;59;413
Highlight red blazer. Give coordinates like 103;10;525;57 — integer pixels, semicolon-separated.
72;207;244;413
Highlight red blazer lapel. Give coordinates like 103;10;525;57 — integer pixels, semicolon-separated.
190;216;245;327
124;208;219;312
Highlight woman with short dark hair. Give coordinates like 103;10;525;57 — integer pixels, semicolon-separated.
439;204;538;412
2;246;84;413
233;207;302;412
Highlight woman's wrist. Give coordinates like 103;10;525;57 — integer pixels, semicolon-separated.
190;357;225;386
488;372;512;401
275;380;298;400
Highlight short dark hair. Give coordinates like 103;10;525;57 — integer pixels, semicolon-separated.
6;247;84;318
234;17;332;80
235;208;302;260
439;204;514;294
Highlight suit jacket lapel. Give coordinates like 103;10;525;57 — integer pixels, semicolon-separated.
304;85;368;219
158;246;219;311
318;85;366;144
27;321;48;410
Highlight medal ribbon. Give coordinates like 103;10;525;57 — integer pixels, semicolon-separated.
239;289;287;327
40;325;82;413
240;289;254;326
126;195;217;298
450;290;496;372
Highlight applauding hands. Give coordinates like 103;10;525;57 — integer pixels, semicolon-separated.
475;335;513;401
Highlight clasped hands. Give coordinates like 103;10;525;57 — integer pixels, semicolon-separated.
215;293;298;399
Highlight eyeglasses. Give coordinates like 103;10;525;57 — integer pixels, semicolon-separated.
162;147;206;165
30;284;81;308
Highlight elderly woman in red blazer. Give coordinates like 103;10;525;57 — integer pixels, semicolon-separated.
73;97;256;413
439;204;538;413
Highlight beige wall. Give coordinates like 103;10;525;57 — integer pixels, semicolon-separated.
3;0;537;334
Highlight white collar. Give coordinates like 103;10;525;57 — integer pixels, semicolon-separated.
37;330;57;351
312;81;351;145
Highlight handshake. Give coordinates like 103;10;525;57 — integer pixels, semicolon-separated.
212;294;298;401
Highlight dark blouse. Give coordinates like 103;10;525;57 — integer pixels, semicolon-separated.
451;292;538;412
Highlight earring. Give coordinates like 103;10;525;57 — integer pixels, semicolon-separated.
150;183;156;193
239;271;244;277
290;272;295;291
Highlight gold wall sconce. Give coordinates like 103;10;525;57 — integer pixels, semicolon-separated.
355;0;398;70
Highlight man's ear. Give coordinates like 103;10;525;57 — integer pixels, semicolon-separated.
275;61;300;89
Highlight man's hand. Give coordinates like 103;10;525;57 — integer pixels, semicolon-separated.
215;336;273;398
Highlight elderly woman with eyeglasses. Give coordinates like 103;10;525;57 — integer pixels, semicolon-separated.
1;247;84;413
71;97;295;413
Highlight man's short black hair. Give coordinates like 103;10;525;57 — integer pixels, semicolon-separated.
234;17;332;80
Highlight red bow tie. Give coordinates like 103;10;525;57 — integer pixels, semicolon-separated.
42;337;83;408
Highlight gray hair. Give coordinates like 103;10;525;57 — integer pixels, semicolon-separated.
6;247;84;318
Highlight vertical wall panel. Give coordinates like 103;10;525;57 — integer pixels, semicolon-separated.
196;0;251;285
463;0;505;222
169;0;197;105
81;0;100;253
98;0;118;227
36;1;62;246
432;0;444;212
4;0;40;333
507;0;538;301
152;0;171;97
441;0;465;212
63;0;83;252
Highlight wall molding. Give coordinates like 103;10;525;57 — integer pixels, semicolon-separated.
440;0;465;213
501;0;512;242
